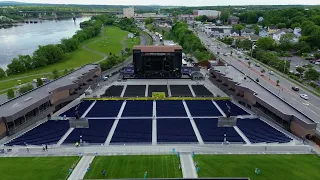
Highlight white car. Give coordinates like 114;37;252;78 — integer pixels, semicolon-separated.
300;94;309;100
269;71;274;75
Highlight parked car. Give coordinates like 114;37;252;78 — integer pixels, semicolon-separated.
255;63;260;67
245;57;250;60
269;71;274;75
292;86;299;91
223;53;227;56
103;75;109;81
300;94;309;100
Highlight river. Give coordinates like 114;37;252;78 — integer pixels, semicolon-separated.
0;16;91;69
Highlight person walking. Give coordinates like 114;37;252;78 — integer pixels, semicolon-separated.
102;169;106;177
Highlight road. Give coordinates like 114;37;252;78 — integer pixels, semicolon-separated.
194;29;320;129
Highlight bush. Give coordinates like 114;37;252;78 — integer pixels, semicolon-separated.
19;84;34;94
36;78;43;87
289;74;302;83
7;89;15;99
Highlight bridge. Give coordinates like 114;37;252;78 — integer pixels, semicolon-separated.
8;10;122;14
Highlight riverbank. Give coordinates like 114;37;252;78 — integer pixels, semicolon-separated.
0;26;140;93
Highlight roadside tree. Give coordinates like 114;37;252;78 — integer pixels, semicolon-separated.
305;68;320;80
0;67;6;78
7;89;15;99
36;78;43;87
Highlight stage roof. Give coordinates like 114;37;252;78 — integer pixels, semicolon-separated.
133;45;183;52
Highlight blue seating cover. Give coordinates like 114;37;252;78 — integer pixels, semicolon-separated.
156;100;187;117
122;101;153;117
157;118;198;143
5;120;69;146
186;100;222;117
111;119;152;144
63;119;115;144
194;118;244;143
86;101;123;117
215;100;250;116
59;100;94;117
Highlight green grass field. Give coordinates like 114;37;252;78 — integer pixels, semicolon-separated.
84;155;182;179
0;156;79;180
87;26;129;55
195;154;320;180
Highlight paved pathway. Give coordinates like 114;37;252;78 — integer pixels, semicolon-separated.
180;153;198;178
68;155;95;180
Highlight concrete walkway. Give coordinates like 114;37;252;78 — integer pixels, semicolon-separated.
68;155;95;180
180;153;198;178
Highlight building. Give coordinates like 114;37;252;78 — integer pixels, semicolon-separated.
259;29;269;37
193;10;221;19
0;64;101;138
258;16;264;23
293;27;302;38
209;66;317;137
241;28;255;37
123;7;134;18
268;26;279;34
178;14;195;21
249;34;260;42
272;30;286;42
228;16;240;25
132;45;183;78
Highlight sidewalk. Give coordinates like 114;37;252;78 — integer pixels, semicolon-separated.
180;153;198;178
68;155;95;180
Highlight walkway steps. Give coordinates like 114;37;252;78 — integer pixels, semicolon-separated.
180;153;198;178
68;156;95;180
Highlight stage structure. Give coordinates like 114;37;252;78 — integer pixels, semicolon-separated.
133;45;183;78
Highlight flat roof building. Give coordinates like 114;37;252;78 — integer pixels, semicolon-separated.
0;64;101;138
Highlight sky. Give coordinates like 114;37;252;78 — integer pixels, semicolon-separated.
2;0;319;6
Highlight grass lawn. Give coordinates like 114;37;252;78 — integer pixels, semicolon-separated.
87;26;129;55
84;155;182;179
195;154;320;180
125;37;140;50
0;156;79;180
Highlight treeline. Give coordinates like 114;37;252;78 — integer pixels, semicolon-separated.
171;22;214;61
0;15;114;78
100;48;133;71
116;17;140;36
255;49;290;74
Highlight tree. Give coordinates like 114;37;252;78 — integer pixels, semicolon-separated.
277;23;286;29
61;38;79;52
0;67;6;78
232;24;244;31
296;66;305;78
7;89;15;99
311;15;320;26
144;17;154;25
64;69;69;75
238;39;253;50
6;57;27;75
36;78;43;87
33;44;64;65
309;26;320;48
195;15;209;22
256;37;275;50
220;11;230;23
52;69;59;79
301;21;316;36
261;68;266;75
276;79;280;86
279;33;294;50
248;61;251;68
305;68;320;80
18;84;33;94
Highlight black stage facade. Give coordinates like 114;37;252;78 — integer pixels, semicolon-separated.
133;45;183;78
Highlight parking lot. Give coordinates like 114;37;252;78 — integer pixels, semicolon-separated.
280;56;320;72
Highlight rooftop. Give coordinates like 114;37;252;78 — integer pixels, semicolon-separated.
133;45;183;52
213;65;314;124
0;64;99;117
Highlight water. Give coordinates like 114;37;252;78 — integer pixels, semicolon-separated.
0;16;91;69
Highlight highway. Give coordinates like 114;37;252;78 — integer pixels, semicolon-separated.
193;29;320;130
